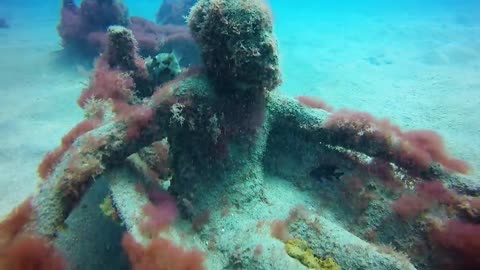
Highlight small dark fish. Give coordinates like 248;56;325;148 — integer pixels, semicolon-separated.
0;18;9;29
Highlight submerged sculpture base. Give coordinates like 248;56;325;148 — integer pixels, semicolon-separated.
57;163;416;270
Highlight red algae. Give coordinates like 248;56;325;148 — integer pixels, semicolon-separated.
78;59;135;107
392;180;461;219
0;199;67;270
0;198;33;248
253;244;263;258
113;102;154;140
324;110;470;174
401;130;470;174
416;181;458;205
140;191;178;236
61;118;103;146
296;96;334;112
430;220;480;268
392;194;431;219
122;233;205;270
37;149;66;180
38;118;102;180
2;236;67;270
270;220;290;242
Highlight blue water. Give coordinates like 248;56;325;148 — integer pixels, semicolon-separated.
0;0;479;269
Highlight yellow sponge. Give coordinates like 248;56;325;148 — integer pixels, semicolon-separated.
285;239;341;270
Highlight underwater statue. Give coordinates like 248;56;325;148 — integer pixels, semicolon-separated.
1;0;479;270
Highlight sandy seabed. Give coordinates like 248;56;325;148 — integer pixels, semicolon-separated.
0;1;478;218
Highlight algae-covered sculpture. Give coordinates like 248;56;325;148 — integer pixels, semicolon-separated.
58;0;129;55
1;0;479;270
58;0;201;66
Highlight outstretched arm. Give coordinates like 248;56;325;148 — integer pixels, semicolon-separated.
32;79;185;237
267;94;470;176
